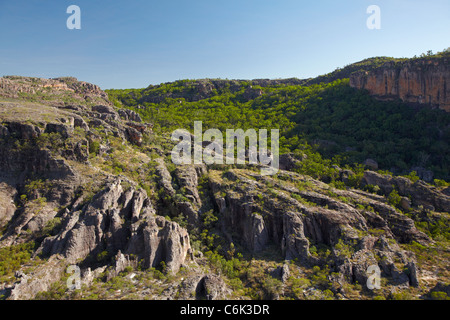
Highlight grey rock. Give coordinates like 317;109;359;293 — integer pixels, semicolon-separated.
39;177;190;276
0;182;17;230
7;256;65;300
279;153;302;171
118;109;142;122
362;170;450;213
141;215;191;273
270;264;290;283
411;166;434;182
106;251;138;281
282;211;312;263
400;197;411;210
45;123;73;139
363;158;379;170
3;122;41;140
196;274;231;300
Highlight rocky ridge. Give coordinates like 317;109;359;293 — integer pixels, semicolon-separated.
0;76;448;300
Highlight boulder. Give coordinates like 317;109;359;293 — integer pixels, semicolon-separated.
45;123;73;139
270;264;290;283
92;105;119;121
363;158;379;170
92;105;116;115
411;167;434;182
195;274;231;300
0;124;9;137
118;109;142;122
125;127;143;145
279;153;302;171
3;122;41;140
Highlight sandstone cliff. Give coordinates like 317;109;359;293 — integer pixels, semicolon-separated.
350;55;450;112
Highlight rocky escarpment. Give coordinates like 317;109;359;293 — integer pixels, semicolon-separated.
1;76;449;300
0;76;111;107
39;177;191;272
350;56;450;112
0;79;188;299
207;169;429;289
0;154;192;299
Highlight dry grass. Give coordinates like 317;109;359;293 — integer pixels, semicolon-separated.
0;100;75;125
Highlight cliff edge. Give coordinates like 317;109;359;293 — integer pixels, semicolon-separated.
350;54;450;112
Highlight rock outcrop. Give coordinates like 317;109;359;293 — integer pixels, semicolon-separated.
362;170;450;213
0;76;111;107
208;168;427;288
350;57;450;112
39;177;190;274
1;75;447;300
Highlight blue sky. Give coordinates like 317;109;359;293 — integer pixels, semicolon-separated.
0;0;449;89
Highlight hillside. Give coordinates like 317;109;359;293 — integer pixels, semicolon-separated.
0;54;449;301
107;53;450;181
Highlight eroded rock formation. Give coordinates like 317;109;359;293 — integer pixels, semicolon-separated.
350;57;450;111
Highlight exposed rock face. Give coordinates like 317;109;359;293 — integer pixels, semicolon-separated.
0;182;17;229
0;122;77;181
40;177;190;274
140;215;191;273
0;115;188;298
92;105;119;121
242;86;263;101
0;76;111;106
362;170;450;213
363;158;378;170
118;109;143;122
195;274;231;300
350;58;450;112
208;169;427;288
1;75;448;300
154;159;205;226
6;256;66;300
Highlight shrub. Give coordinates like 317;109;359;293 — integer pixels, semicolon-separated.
310;265;332;290
430;291;450;300
89;140;101;155
403;171;420;183
0;242;35;277
387;189;402;207
96;250;109;262
434;179;450;187
262;276;283;299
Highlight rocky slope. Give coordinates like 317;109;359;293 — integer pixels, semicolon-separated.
350;55;450;112
0;76;449;300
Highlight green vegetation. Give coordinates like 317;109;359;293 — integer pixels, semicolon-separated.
0;242;35;280
107;65;450;181
387;189;402;208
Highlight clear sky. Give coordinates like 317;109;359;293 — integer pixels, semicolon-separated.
0;0;449;89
